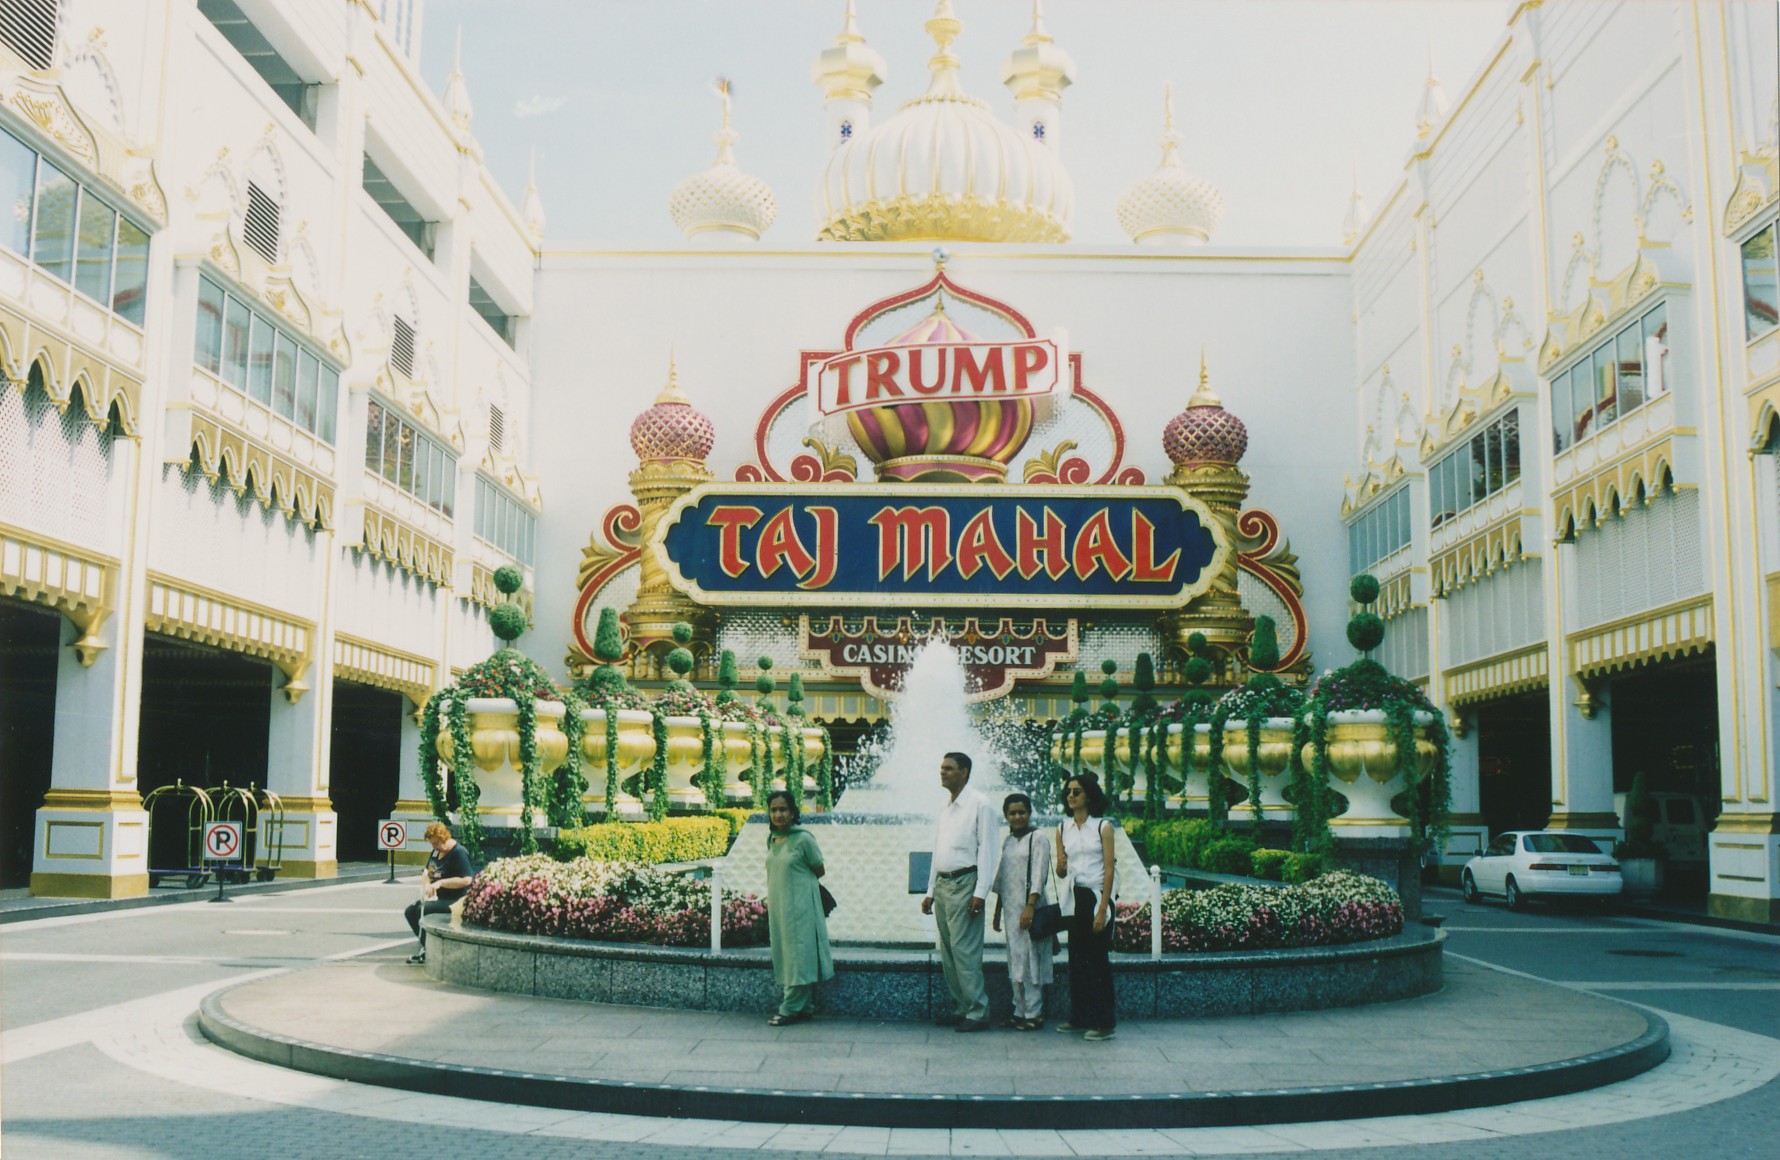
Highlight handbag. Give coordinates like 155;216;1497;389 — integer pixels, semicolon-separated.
819;884;838;917
1024;834;1064;939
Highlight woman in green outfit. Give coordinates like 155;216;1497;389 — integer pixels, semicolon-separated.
764;789;833;1026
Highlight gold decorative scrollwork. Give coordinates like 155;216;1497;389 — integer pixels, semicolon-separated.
0;523;115;665
1444;644;1548;708
359;505;453;588
183;414;333;529
1569;594;1713;681
0;302;143;436
1552;435;1677;538
333;633;436;709
145;572;313;702
1431;512;1532;596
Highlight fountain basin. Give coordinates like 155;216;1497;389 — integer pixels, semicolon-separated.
423;918;1443;1021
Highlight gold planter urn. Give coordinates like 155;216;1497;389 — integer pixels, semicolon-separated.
1301;709;1438;837
437;698;570;823
578;708;655;819
660;716;715;810
1223;717;1298;820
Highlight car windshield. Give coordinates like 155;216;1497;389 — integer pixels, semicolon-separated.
1523;834;1604;854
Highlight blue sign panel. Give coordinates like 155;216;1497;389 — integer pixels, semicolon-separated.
652;483;1229;609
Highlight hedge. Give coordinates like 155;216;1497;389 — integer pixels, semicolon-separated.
553;816;731;864
1144;818;1326;884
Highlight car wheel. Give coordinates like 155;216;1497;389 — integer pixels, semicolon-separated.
1462;872;1480;904
1505;878;1525;911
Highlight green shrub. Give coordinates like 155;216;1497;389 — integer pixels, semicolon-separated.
712;808;753;841
1282;851;1326;884
554;816;730;864
1250;848;1290;881
1205;836;1258;875
1121;817;1149;845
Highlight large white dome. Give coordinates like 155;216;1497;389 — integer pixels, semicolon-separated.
816;3;1072;244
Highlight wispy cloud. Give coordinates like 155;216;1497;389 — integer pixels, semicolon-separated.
514;94;567;119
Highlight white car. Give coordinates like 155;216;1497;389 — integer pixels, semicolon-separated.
1461;831;1624;909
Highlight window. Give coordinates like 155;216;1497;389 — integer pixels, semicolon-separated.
1744;221;1779;342
362;154;436;260
192;274;339;442
365;397;454;516
468;276;516;347
1430;408;1521;528
0;0;58;71
198;0;319;129
391;315;415;378
474;476;535;565
1550;302;1668;453
1348;487;1410;575
242;181;280;263
0;128;150;325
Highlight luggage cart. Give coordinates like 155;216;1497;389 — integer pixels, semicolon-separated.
209;782;260;885
142;781;214;889
255;787;286;881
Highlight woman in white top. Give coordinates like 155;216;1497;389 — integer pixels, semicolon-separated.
1056;772;1117;1041
991;792;1054;1030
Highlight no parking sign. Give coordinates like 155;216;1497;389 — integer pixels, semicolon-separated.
202;821;243;862
377;820;407;851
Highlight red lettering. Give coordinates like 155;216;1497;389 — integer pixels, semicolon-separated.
1072;509;1132;581
1016;507;1070;580
955;509;1016;580
799;507;839;590
1012;343;1048;393
1129;512;1180;581
830;355;862;408
952;346;1006;394
707;506;762;578
866;350;903;400
756;507;815;581
869;506;953;581
907;347;948;395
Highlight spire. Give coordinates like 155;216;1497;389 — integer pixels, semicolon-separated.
920;0;967;102
443;26;473;133
712;77;738;165
521;148;545;242
656;350;690;405
1414;41;1448;139
1189;350;1224;408
1157;82;1182;168
1342;161;1371;246
1001;0;1075;127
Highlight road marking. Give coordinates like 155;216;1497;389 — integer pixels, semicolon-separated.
1543;982;1780;991
1;952;301;964
3;880;401;930
1438;926;1656;933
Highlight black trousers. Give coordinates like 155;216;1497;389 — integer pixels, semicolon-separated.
404;899;454;944
1067;885;1116;1030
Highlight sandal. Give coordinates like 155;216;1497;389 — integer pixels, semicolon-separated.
767;1012;810;1026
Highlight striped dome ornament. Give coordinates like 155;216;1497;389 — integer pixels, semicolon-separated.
1163;353;1248;468
630;357;716;463
845;297;1036;483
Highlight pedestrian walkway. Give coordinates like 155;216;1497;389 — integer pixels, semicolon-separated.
198;950;1666;1130
0;863;394;924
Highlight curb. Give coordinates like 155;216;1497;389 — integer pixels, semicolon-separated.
197;985;1670;1130
0;865;397;924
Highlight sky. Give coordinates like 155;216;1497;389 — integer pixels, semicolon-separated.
420;0;1512;248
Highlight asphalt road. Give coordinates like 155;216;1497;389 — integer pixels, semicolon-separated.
1;879;1776;1159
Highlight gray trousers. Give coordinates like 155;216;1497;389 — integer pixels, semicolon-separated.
933;871;987;1022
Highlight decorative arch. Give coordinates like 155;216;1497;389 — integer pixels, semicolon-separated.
1640;160;1692;244
1593;138;1642;274
60;41;125;137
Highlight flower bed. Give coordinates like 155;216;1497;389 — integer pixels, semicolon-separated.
463;855;768;948
1112;871;1403;954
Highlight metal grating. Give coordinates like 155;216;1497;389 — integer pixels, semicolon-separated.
242;181;280;264
152;464;321;617
1443;558;1544;669
1572;490;1705;629
0;371;118;551
487;404;504;453
1374;605;1429;681
391;316;415;378
0;0;58;71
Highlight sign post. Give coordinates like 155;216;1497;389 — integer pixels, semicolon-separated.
377;820;407;884
202;821;243;903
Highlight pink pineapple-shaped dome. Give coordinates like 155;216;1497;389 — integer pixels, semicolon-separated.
1163;355;1247;467
630;358;716;462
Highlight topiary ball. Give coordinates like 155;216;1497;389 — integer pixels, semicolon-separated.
488;602;528;642
1347;612;1386;652
1101;658;1118;675
1186;632;1208;655
672;621;694;645
1183;656;1214;685
757;656;774;672
1349;573;1381;606
492;565;524;595
667;646;695;676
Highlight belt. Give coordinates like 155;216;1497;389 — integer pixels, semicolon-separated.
935;865;977;880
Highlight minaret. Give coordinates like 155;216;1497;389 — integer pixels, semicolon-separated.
811;0;887;152
443;27;473;135
1342;162;1370;246
521;148;546;244
1000;0;1076;153
624;357;717;669
1414;44;1449;140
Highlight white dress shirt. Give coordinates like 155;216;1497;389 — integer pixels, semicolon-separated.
1058;815;1113;916
926;784;1001;902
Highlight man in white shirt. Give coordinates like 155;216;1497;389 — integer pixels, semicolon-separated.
920;751;1001;1032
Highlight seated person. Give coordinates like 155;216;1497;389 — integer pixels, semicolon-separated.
403;821;473;964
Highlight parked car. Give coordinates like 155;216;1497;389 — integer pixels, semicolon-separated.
1461;831;1624;909
1612;790;1709;864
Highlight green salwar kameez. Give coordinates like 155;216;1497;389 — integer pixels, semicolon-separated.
766;826;834;1016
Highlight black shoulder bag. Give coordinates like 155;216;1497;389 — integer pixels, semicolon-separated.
1027;832;1064;940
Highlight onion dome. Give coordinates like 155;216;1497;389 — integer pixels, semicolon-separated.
1117;83;1224;245
630;357;716;462
1163;354;1248;467
669;82;777;242
817;0;1072;244
845;295;1035;483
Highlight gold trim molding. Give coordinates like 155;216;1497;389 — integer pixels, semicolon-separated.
1423;371;1526;460
0;524;114;665
1570;594;1713;680
145;572;314;702
334;633;435;709
359;504;452;588
817;195;1069;244
1376;572;1416;619
1723;147;1778;238
1553;435;1678;538
1446;644;1548;707
183;413;334;530
1537;253;1670;376
41;788;144;810
0;68;167;226
0;301;143;435
1432;513;1531;596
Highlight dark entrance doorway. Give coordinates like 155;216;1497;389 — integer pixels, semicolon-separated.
1476;690;1554;837
136;634;272;871
1610;654;1719;899
329;681;403;862
0;601;61;888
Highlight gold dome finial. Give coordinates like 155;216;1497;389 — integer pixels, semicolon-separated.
712;77;737;164
657;350;690;405
839;0;863;42
921;0;966;100
1158;81;1182;166
1026;0;1052;44
1189;349;1223;408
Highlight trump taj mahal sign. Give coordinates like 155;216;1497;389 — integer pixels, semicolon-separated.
651;482;1231;609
